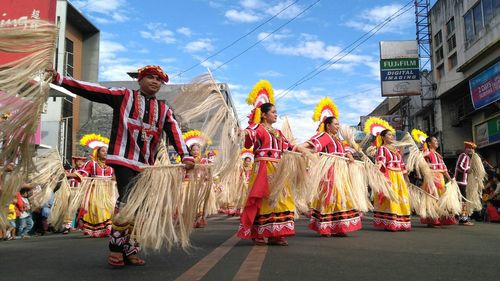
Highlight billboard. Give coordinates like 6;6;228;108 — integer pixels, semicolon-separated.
469;61;500;110
474;114;500;148
380;41;420;97
0;0;57;65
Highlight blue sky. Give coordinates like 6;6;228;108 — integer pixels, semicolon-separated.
72;0;425;141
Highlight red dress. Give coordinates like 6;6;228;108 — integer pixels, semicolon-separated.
307;132;362;235
78;160;115;238
238;124;295;239
420;150;457;225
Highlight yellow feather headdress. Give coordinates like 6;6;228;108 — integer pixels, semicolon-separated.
411;128;428;150
312;97;339;132
79;133;109;149
246;80;274;125
80;133;109;160
182;130;212;148
240;147;254;161
363;117;395;147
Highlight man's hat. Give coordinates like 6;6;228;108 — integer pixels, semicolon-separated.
137;65;169;83
464;141;477;149
71;156;86;161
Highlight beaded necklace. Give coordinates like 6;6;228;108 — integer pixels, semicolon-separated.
136;92;158;141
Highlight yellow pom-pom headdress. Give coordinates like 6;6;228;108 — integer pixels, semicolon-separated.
80;133;109;149
240;148;254;161
312;97;339;132
246;80;274;125
363;117;395;147
411;128;428;150
182;130;212;148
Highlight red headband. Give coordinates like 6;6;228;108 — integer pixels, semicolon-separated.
137;65;169;83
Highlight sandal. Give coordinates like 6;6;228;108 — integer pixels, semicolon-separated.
124;254;146;266
108;253;125;268
268;237;288;246
253;238;267;246
461;221;474;226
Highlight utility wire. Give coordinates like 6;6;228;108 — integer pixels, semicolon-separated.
171;0;301;78
276;0;415;101
211;0;321;72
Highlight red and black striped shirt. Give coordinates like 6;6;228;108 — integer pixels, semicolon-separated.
54;74;192;171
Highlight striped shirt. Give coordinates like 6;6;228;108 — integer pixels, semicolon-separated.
454;152;470;185
54;73;192;171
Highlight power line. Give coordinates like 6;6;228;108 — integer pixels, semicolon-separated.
211;0;321;72
171;0;301;79
276;0;415;101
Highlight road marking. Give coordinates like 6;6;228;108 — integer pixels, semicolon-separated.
232;246;268;281
174;234;240;281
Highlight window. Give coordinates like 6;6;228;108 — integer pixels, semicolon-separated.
446;17;455;35
473;3;484;34
464;10;474;41
434;30;443;47
65;38;74;77
448;53;458;70
437;64;445;80
447;34;456;52
435;47;444;63
482;0;494;23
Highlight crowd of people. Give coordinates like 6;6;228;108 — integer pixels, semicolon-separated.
0;65;498;270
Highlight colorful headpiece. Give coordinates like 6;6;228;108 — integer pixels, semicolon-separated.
240;148;254;161
137;65;169;83
312;97;339;132
363;117;395;147
182;130;212;149
80;133;109;160
464;141;477;149
246;80;275;125
411;129;428;150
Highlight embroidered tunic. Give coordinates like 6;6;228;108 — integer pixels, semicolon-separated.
54;73;192;171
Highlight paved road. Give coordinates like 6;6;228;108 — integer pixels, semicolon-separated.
1;215;499;281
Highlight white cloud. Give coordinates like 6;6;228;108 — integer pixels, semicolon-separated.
160;57;177;64
225;9;260;23
140;23;176;44
177;27;192;37
184;39;214;53
345;4;414;34
258;31;380;79
266;0;303;20
73;0;129;24
224;0;307;23
257;70;283;77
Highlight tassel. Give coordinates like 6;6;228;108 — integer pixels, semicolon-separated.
465;152;487;214
439;179;462;216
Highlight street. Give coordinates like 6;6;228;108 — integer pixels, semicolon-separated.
1;214;499;281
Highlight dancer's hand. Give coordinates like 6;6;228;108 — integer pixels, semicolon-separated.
45;68;57;82
183;159;195;170
346;153;355;163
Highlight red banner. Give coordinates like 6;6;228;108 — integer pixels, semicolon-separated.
0;0;57;65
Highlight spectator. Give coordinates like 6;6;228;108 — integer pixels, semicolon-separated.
4;197;17;240
16;187;33;239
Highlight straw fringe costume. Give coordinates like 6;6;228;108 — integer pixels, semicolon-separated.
373;145;411;231
62;165;84;231
307;132;362;235
238;124;295;239
53;66;192;257
420;150;457;225
78;160;115;237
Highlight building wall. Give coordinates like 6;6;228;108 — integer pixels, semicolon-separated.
429;0;499;165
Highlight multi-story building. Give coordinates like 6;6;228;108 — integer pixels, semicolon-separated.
429;0;499;166
41;0;100;165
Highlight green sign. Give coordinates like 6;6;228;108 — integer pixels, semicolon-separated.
380;58;419;70
475;115;500;148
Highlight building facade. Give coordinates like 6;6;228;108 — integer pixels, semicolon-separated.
429;0;499;166
41;0;100;165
